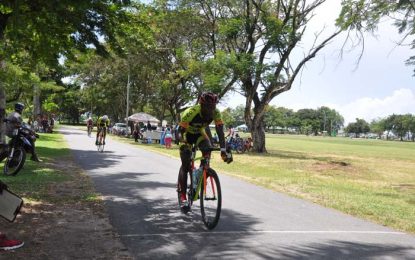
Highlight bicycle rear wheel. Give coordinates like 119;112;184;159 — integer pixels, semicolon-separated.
200;168;221;230
4;147;26;176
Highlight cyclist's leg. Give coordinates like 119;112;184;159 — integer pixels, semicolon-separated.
179;143;192;201
96;127;101;145
198;135;213;158
103;127;107;145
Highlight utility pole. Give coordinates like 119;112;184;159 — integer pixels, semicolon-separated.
126;71;130;122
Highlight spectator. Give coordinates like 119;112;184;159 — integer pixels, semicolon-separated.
41;115;49;133
226;125;236;143
0;180;24;250
146;121;152;132
49;115;55;132
133;122;143;142
34;114;42;132
128;121;134;136
164;127;172;148
212;133;219;144
27;116;33;128
160;127;165;146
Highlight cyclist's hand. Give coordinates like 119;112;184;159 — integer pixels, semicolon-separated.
221;148;233;164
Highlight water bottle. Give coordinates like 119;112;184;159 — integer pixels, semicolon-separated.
192;168;202;189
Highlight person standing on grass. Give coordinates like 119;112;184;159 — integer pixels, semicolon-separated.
0;180;24;251
164;127;172;148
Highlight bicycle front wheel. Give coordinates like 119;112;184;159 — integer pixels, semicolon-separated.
200;168;222;230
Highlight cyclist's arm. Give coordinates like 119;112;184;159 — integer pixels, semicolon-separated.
213;109;226;149
177;125;187;142
215;124;226;149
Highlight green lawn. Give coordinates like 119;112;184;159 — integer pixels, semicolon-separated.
0;130;97;203
113;133;415;233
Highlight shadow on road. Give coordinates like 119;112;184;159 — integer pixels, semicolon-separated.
76;169;414;259
274;241;413;260
67;149;127;171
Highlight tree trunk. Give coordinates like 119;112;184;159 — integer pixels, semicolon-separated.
0;84;6;148
33;84;41;117
251;117;267;153
0;60;6;152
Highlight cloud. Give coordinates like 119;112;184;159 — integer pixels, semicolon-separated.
333;88;415;124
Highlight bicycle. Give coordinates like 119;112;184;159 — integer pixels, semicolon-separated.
177;144;232;230
227;136;245;154
96;127;106;152
87;125;93;137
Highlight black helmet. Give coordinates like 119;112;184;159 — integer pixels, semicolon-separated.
14;103;25;113
199;92;218;105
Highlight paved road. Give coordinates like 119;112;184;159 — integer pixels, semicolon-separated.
61;126;415;259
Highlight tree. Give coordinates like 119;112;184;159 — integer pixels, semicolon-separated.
296;109;320;135
370;118;386;139
338;0;415;75
0;0;131;145
264;106;294;133
221;108;237;127
182;0;347;152
317;106;344;136
345;118;370;137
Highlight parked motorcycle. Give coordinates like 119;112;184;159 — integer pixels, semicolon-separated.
2;122;39;176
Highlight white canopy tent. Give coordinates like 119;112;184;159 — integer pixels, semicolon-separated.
127;112;160;125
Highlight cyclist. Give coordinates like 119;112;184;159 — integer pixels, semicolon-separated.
95;115;110;145
86;116;93;135
177;92;232;211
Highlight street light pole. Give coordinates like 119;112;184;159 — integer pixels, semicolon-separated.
126;71;130;121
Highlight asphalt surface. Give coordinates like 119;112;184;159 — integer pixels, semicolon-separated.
61;126;415;260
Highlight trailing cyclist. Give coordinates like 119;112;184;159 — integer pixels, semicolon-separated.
95;115;110;145
86;117;93;136
177;92;232;211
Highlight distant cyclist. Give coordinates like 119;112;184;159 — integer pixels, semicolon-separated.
95;115;110;145
86;117;93;135
177;92;232;211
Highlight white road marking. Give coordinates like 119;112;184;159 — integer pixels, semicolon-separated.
121;230;406;237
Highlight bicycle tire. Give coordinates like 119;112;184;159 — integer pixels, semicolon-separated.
177;166;193;213
3;147;26;176
200;168;222;230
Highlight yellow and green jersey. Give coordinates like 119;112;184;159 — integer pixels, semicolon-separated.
97;117;110;128
179;104;223;135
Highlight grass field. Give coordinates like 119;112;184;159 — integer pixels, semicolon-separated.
0;131;97;203
114;133;415;234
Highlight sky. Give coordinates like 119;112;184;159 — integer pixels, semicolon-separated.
218;1;415;125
